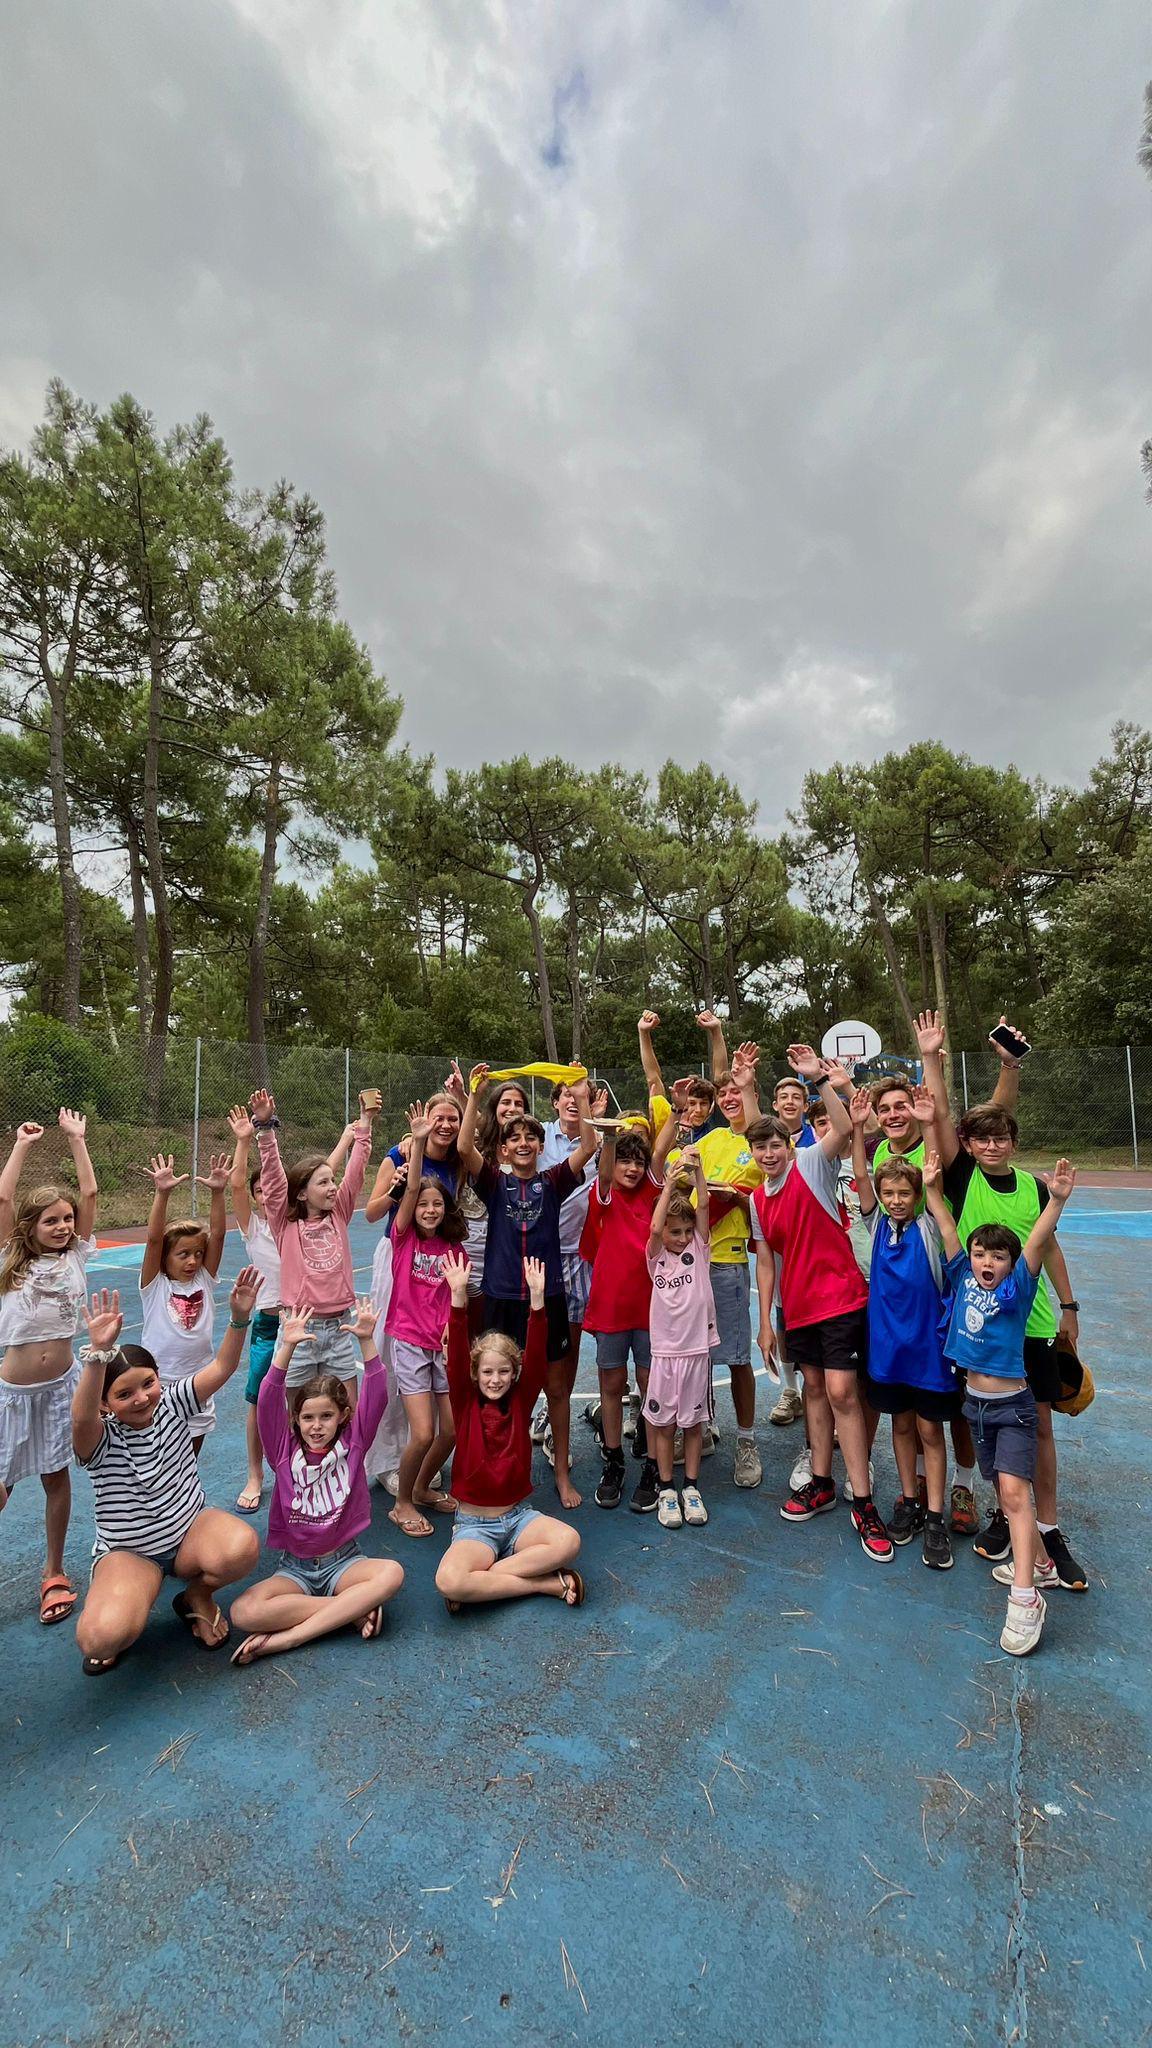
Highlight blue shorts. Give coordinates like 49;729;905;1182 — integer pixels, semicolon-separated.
244;1309;282;1404
594;1328;652;1374
274;1539;365;1597
710;1261;751;1369
451;1502;541;1560
963;1387;1038;1483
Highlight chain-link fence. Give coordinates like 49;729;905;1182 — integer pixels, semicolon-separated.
0;1026;1148;1225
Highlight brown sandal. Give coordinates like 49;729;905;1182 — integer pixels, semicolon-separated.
172;1591;230;1650
558;1569;586;1607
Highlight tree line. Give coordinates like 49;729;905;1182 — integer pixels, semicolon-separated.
1;383;1150;1096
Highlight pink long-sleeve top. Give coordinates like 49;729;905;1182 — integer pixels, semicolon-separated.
257;1348;387;1555
257;1125;370;1316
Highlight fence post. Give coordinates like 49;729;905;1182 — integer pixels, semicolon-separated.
190;1036;203;1217
1126;1045;1139;1169
960;1050;969;1111
344;1048;351;1126
530;1076;537;1118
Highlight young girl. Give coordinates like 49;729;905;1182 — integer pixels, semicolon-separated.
384;1108;469;1538
227;1105;358;1513
434;1254;584;1611
849;1090;959;1571
584;1114;678;1513
71;1274;263;1674
250;1088;374;1393
228;1298;404;1665
0;1109;98;1623
644;1146;719;1530
138;1149;230;1450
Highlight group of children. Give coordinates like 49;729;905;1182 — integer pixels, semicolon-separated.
0;1003;1090;1670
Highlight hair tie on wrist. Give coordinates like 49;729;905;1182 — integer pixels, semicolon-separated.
81;1345;121;1365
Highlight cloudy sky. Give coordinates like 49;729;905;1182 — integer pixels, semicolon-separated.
2;1;1149;829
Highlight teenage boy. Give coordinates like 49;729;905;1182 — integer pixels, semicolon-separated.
541;1078;606;1377
923;1149;1078;1654
584;1114;678;1512
750;1046;893;1563
637;1010;725;1139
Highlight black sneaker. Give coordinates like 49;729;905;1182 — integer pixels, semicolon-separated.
922;1518;954;1571
595;1450;626;1510
889;1494;927;1545
973;1507;1011;1561
631;1411;649;1461
583;1400;605;1445
1042;1526;1088;1591
630;1457;660;1512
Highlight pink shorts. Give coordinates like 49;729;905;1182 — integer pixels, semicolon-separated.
644;1352;714;1430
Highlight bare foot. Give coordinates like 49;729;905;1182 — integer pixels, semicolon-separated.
556;1471;582;1510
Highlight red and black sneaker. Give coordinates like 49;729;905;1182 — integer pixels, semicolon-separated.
780;1476;838;1523
851;1500;894;1562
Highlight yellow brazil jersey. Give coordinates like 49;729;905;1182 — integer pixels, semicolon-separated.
695;1126;764;1264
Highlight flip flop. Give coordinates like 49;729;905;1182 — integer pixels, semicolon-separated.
235;1488;263;1514
388;1506;434;1539
39;1573;77;1626
230;1634;270;1667
360;1606;384;1640
172;1591;230;1650
558;1569;586;1607
443;1596;463;1616
413;1490;458;1514
82;1654;119;1677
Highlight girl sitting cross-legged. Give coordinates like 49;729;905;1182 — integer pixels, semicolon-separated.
434;1254;584;1613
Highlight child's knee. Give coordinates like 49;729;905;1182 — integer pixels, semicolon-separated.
891;1410;915;1438
598;1365;627;1393
376;1560;405;1598
224;1523;261;1576
998;1471;1032;1510
557;1523;582;1564
435;1554;467;1596
76;1603;130;1659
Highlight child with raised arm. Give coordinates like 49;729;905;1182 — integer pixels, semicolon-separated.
434;1255;584;1611
71;1275;263;1674
694;1040;765;1488
228;1298;404;1664
924;1149;1077;1654
0;1109;99;1624
384;1105;470;1538
583;1111;678;1514
138;1148;230;1452
250;1087;374;1395
645;1146;718;1530
849;1089;959;1571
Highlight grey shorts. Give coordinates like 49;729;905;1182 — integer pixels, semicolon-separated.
963;1386;1038;1483
560;1252;592;1324
710;1261;751;1369
391;1339;449;1398
451;1502;541;1559
282;1313;363;1387
274;1539;365;1597
595;1327;652;1374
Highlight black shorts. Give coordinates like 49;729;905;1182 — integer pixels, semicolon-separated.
1022;1336;1061;1406
865;1378;965;1423
787;1308;868;1376
482;1293;572;1363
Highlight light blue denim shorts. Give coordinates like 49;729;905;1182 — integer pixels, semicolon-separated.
275;1539;365;1596
451;1501;541;1559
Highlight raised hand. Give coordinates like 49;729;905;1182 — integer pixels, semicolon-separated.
407;1102;432;1145
83;1287;123;1351
696;1010;720;1032
731;1043;759;1088
442;1251;472;1306
910;1082;935;1124
523;1256;546;1310
638;1009;660;1032
228;1104;254;1143
195;1151;233;1191
786;1043;823;1081
669;1077;693;1110
849;1087;872;1127
468;1062;490;1094
281;1303;315;1346
821;1058;852;1093
591;1086;609;1120
358;1087;382;1117
15;1121;44;1147
914;1010;945;1059
444;1061;468;1105
249;1089;276;1123
989;1016;1029;1064
339;1296;377;1341
58;1107;88;1142
1048;1157;1077;1203
922;1148;942;1190
142;1152;188;1193
229;1265;263;1320
676;1143;699;1171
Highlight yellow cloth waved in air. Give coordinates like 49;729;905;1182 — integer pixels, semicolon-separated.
471;1061;588;1093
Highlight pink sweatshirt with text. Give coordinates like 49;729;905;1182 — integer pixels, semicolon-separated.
257;1126;370;1316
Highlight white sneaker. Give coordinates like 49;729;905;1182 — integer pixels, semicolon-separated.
992;1558;1059;1589
529;1402;549;1444
790;1444;813;1493
769;1388;803;1427
541;1425;555;1467
733;1438;762;1488
657;1487;683;1529
672;1428;685;1465
681;1484;708;1527
841;1459;874;1503
1000;1592;1047;1656
700;1423;717;1459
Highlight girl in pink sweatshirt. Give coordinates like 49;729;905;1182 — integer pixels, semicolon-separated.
250;1089;374;1392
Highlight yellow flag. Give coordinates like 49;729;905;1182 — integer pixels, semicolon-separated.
472;1061;588;1094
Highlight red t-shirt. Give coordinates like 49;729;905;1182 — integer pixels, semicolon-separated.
750;1146;867;1331
581;1174;663;1333
445;1305;549;1508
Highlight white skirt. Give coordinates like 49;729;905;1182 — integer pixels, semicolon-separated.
363;1234;408;1491
0;1362;81;1483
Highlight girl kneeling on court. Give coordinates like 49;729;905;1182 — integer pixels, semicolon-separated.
71;1276;264;1675
229;1300;404;1665
435;1254;584;1612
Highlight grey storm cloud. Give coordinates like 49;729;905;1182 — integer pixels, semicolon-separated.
1;0;1148;829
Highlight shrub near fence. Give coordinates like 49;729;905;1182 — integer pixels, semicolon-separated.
0;1026;1148;1226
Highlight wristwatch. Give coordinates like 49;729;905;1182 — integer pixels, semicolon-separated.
1058;1299;1080;1312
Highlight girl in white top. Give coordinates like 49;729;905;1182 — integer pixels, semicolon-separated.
138;1151;230;1448
0;1109;99;1625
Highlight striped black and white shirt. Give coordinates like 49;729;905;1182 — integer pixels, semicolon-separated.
82;1375;206;1560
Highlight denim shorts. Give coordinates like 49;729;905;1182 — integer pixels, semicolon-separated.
710;1260;751;1368
244;1309;282;1404
451;1501;540;1560
274;1539;365;1597
595;1327;652;1373
963;1386;1038;1482
282;1313;363;1387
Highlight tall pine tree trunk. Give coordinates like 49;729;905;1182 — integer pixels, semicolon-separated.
39;593;85;1026
522;879;558;1060
247;749;281;1089
124;815;152;1043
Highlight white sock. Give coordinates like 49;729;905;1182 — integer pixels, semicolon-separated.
954;1464;976;1490
1009;1586;1040;1605
1037;1520;1057;1536
777;1361;798;1394
737;1427;756;1444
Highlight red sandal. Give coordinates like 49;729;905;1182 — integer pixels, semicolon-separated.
39;1573;77;1626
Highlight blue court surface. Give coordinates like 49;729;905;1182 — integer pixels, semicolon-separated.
2;1189;1148;2047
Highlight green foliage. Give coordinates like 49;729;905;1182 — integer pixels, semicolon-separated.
0;1016;128;1121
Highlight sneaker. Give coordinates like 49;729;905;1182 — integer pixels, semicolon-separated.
889;1495;926;1545
700;1423;718;1460
733;1437;763;1489
769;1388;803;1427
630;1458;661;1513
595;1450;626;1510
1000;1591;1046;1656
789;1444;813;1493
530;1402;549;1444
851;1501;895;1563
922;1519;954;1571
1042;1527;1088;1592
657;1486;683;1529
841;1460;874;1504
681;1484;708;1526
973;1508;1011;1561
623;1390;640;1438
916;1476;929;1510
541;1425;555;1468
672;1428;685;1465
631;1412;649;1461
949;1483;979;1536
582;1400;604;1446
992;1558;1059;1589
781;1476;837;1522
